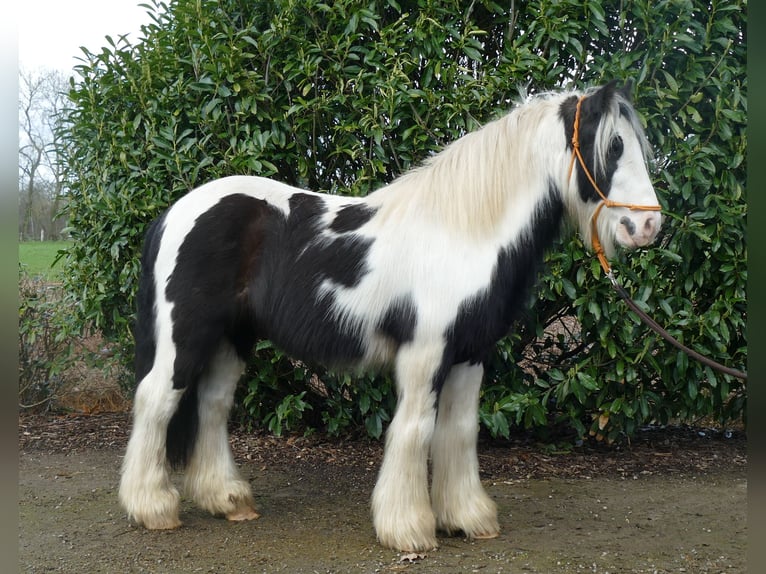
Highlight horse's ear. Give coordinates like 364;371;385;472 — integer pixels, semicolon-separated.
584;80;619;116
619;79;635;101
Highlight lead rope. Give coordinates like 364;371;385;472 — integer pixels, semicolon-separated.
569;95;747;381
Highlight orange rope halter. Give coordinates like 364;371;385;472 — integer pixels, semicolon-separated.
567;96;662;274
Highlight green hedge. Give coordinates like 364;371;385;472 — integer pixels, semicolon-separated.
58;0;746;440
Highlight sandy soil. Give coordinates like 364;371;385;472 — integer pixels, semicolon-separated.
19;413;746;573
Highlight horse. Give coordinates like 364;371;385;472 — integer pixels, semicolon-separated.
118;80;662;552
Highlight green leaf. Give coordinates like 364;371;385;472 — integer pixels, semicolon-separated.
463;45;482;61
365;413;383;439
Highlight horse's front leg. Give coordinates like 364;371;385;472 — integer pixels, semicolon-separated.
431;362;499;539
371;343;442;552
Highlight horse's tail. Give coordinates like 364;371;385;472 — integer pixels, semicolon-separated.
166;384;199;469
132;212;199;469
133;215;165;384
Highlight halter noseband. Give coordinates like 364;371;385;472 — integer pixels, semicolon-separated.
567;95;662;275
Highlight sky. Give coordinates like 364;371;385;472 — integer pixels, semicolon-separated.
18;0;154;74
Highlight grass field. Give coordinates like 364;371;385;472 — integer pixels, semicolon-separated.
18;241;71;280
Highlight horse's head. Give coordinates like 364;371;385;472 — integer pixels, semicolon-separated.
562;81;662;259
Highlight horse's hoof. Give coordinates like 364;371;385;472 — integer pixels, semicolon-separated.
471;530;500;540
377;532;438;553
226;506;260;522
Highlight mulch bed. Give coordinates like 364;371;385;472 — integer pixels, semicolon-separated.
19;411;746;481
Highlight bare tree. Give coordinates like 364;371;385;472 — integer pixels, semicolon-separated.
19;67;69;241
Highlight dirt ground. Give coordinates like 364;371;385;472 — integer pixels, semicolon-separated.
19;412;746;573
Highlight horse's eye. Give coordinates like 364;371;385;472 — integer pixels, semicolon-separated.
609;136;624;158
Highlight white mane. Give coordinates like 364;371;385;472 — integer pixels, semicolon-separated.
368;91;575;238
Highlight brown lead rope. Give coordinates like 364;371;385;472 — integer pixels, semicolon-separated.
606;271;747;381
570;95;747;382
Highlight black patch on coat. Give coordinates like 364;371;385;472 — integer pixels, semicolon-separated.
330;203;377;233
377;296;418;344
133;211;168;383
438;184;565;389
248;193;374;366
559;81;624;203
166;194;274;390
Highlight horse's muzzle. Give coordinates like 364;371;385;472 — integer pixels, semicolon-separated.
617;211;662;247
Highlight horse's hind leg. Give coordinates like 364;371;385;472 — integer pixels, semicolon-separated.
119;360;184;530
431;362;499;539
184;343;259;522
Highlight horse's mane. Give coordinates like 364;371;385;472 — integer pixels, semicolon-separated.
368;93;564;237
367;88;651;240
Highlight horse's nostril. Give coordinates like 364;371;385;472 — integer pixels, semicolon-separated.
620;216;636;236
